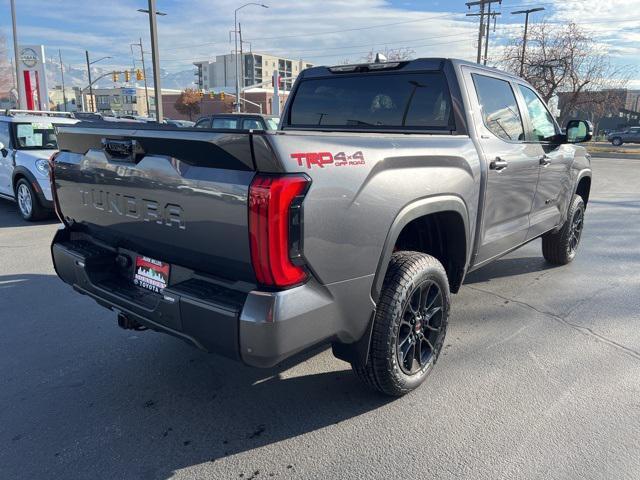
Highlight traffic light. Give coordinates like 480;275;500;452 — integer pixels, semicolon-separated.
136;69;144;81
112;72;119;82
220;92;225;101
209;92;214;99
124;70;131;82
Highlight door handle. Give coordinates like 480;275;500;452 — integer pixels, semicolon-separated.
490;158;508;171
540;155;551;166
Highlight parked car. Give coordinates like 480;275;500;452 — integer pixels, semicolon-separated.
51;58;592;396
0;110;78;220
72;112;104;122
194;113;280;130
164;119;195;128
607;126;640;146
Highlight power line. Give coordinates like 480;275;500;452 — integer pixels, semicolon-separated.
162;11;467;52
157;36;477;67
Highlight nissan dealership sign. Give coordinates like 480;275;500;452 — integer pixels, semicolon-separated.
17;45;49;110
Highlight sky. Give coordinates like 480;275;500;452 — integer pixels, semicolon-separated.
1;0;639;86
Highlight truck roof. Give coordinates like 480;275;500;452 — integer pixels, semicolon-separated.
301;57;523;82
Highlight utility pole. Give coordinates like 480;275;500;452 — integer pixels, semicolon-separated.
239;22;244;112
512;7;545;77
59;49;68;111
484;8;500;65
466;0;501;65
132;38;151;117
85;51;94;112
10;0;25;109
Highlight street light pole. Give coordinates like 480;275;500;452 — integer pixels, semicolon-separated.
512;7;545;77
138;2;167;122
85;51;94;112
59;49;68;111
85;53;112;112
147;0;163;121
234;3;268;113
10;0;25;109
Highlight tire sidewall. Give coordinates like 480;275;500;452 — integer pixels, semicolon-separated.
383;257;450;392
612;137;622;146
565;198;585;261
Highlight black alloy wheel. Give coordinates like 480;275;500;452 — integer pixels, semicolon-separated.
397;280;444;375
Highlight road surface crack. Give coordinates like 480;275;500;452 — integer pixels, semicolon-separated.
466;285;640;361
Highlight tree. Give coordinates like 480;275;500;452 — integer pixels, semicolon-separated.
342;46;416;65
174;88;201;120
0;35;14;100
499;22;633;125
361;47;416;63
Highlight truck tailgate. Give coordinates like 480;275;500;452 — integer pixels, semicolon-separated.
54;125;260;282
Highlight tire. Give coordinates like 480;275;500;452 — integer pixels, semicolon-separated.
542;195;585;265
15;178;46;221
611;137;623;146
352;251;450;396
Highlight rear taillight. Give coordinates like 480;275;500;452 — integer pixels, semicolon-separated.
48;152;66;225
249;174;310;288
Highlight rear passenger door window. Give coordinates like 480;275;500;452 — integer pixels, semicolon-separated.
517;85;557;142
242;119;263;130
194;118;211;128
212;118;239;129
472;74;524;142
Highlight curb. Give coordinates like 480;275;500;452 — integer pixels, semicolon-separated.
589;152;640;160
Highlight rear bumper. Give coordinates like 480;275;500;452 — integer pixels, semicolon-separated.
51;228;375;367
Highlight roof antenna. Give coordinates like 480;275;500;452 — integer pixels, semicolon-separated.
374;53;387;63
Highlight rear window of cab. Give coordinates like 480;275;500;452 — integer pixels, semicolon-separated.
288;71;453;131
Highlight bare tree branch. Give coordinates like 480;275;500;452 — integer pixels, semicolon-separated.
498;21;635;127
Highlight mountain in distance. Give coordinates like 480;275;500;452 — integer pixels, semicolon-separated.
44;60;196;91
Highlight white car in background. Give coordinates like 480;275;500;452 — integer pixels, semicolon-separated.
0;110;79;221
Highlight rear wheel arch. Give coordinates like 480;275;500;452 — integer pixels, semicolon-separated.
372;196;470;301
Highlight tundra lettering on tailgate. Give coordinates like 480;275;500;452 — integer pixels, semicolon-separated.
79;189;185;229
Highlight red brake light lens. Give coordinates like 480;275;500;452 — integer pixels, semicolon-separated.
249;174;310;288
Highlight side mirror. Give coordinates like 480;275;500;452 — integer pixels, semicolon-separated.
0;142;7;158
565;120;593;144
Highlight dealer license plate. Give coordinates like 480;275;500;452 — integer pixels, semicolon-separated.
133;256;170;293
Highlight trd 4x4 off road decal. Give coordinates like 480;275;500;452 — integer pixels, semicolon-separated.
290;151;365;169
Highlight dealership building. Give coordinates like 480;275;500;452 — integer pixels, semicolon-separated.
83;86;182;117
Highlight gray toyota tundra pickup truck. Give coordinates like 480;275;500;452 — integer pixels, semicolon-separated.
50;58;593;396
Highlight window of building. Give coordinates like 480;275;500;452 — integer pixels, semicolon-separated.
96;95;110;106
472;74;524;142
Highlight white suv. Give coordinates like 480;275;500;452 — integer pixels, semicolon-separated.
0;110;78;220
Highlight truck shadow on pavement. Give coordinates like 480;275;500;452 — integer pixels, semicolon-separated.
464;256;554;284
0;273;393;480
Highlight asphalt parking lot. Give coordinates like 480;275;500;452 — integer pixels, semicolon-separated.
1;156;639;480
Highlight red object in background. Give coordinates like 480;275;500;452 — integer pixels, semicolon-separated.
34;71;42;110
23;71;34;110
